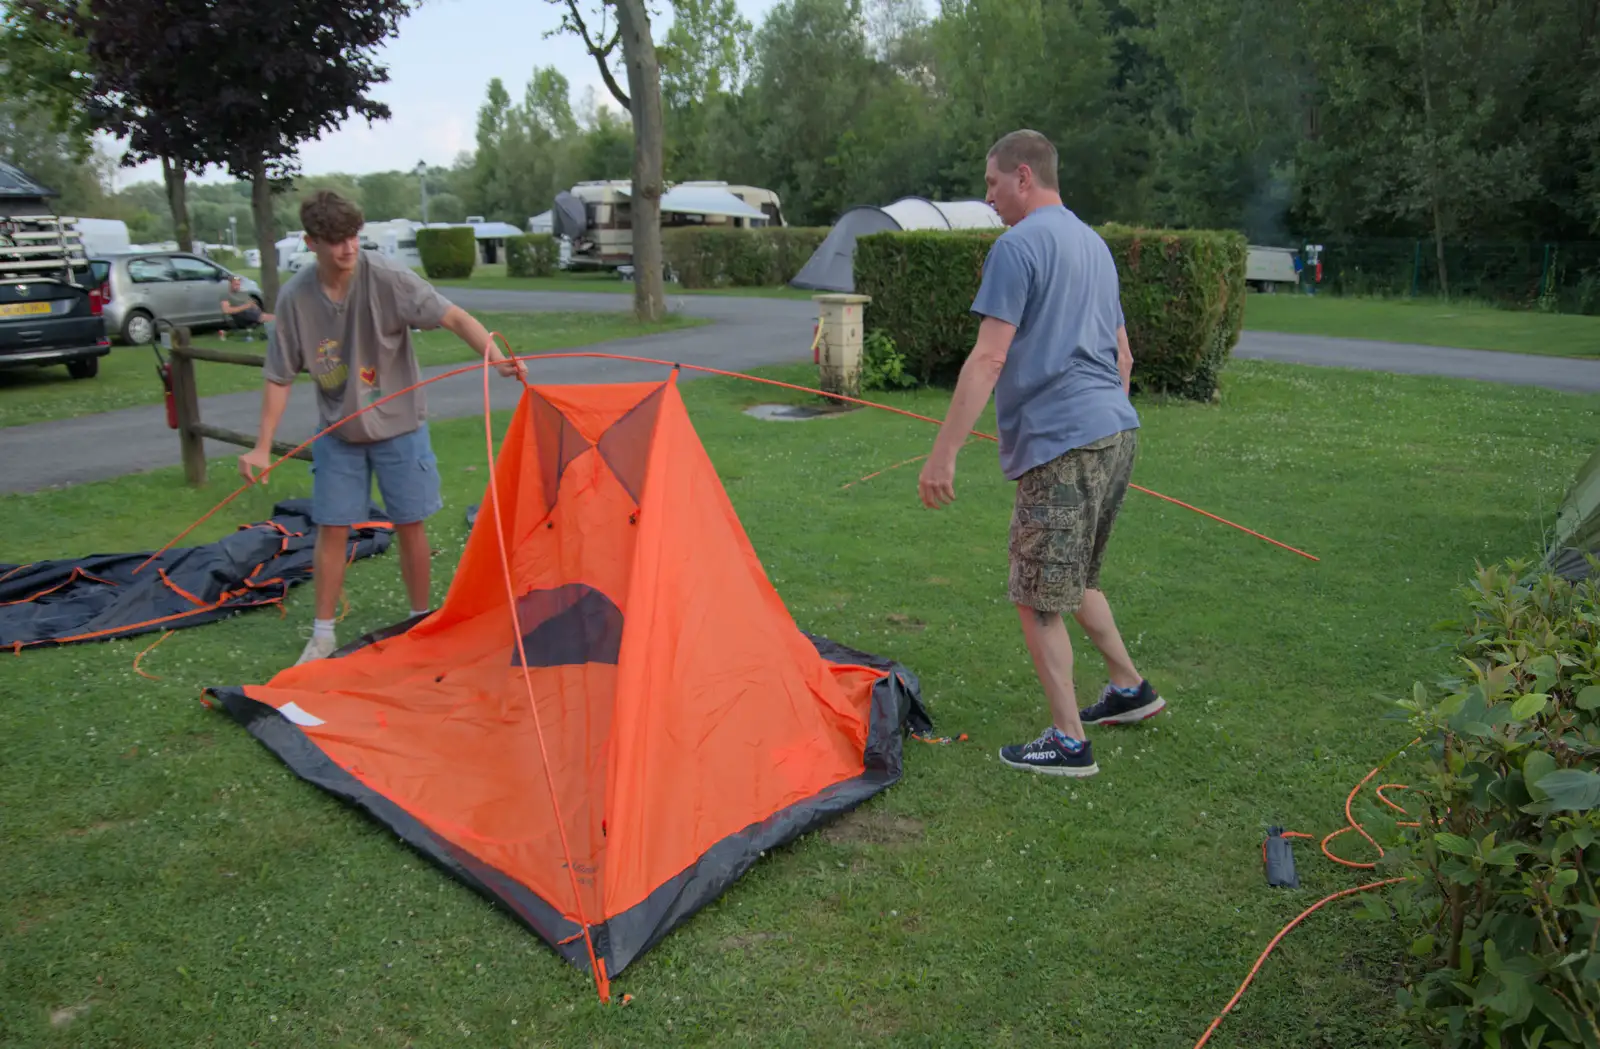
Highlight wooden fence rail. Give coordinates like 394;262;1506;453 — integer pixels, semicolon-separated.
169;325;309;486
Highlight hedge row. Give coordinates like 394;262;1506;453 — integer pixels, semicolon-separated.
662;227;828;288
506;234;559;278
854;225;1247;401
416;226;476;280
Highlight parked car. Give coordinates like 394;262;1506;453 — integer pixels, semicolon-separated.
1;161;111;381
93;250;265;345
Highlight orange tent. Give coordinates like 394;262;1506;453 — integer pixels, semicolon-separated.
209;373;929;990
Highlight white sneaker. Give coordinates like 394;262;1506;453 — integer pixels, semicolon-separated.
296;633;338;665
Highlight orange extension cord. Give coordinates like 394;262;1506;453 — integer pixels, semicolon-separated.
1192;737;1423;1048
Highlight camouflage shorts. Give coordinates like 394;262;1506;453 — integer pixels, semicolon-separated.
1008;428;1138;614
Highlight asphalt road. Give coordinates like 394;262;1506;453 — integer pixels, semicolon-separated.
2;287;1597;496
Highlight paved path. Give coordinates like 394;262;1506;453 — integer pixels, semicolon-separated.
2;287;1597;495
1233;330;1600;393
0;291;817;495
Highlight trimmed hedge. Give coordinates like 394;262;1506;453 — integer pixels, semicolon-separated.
505;234;559;278
416;226;476;280
662;227;829;288
854;225;1247;400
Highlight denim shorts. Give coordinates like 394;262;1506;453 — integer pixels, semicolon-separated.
310;423;443;527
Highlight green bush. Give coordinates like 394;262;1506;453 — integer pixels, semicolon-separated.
505;234;559;278
416;227;476;280
663;227;828;288
207;247;245;271
853;225;1247;400
1385;560;1600;1049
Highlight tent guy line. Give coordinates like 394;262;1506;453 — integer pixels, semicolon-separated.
477;351;610;1002
132;342;1319;576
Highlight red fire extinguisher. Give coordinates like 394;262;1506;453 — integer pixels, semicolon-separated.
153;344;177;429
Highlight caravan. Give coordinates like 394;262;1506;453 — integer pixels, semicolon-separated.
550;179;785;271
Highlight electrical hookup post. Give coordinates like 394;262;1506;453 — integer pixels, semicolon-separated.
812;294;871;402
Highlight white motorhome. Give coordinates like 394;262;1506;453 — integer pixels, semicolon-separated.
551;180;784;270
71;217;131;256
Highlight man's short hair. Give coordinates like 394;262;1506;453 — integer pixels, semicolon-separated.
987;130;1059;191
300;190;365;243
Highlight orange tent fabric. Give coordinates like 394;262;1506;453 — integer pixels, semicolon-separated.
210;374;929;984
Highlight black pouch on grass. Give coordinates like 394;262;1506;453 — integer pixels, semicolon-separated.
1264;826;1299;888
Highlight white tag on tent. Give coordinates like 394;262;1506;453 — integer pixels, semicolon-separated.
278;702;325;727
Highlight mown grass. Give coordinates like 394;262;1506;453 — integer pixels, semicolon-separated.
1243;292;1600;358
2;358;1597;1047
0;311;705;429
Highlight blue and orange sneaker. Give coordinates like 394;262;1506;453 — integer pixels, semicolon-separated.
998;726;1098;777
1080;679;1166;725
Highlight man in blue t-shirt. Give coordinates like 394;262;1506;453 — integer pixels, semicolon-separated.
917;128;1165;779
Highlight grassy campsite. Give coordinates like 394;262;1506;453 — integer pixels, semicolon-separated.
6;0;1600;1042
6;353;1599;1047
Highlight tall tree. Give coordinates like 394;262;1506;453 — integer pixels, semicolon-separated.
36;0;411;307
550;0;668;322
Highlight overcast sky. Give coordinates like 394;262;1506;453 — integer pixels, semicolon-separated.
103;0;788;189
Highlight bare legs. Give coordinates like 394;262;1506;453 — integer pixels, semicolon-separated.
1073;588;1141;690
1017;606;1087;739
395;522;431;612
313;520;430;621
1017;587;1142;737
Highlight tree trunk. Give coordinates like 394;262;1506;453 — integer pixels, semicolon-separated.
250;154;280;311
1416;1;1449;298
614;0;667;323
161;156;193;254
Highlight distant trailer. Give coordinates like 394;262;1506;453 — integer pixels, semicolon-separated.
1247;245;1299;291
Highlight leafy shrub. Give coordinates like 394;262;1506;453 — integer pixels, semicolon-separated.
853;225;1247;400
207;247;245;271
416;227;476;280
860;329;917;392
505;234;559;278
663;227;828;288
1385;560;1600;1049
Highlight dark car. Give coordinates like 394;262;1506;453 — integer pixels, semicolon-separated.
0;161;111;380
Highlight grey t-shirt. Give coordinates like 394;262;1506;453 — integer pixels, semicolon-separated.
970;205;1140;480
263;251;454;444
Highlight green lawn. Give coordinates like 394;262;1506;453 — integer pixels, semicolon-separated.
1243;292;1600;358
0;311;706;429
4;358;1597;1047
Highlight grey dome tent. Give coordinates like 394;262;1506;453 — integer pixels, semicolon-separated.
789;197;1003;293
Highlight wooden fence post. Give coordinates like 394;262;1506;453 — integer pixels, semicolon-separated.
170;326;206;486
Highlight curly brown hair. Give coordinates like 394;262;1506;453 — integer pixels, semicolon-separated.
300;190;365;243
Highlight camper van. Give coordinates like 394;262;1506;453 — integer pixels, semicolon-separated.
551;179;786;271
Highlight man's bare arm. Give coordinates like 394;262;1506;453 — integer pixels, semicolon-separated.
440;304;527;379
240;380;293;482
930;317;1015;464
1116;324;1133;394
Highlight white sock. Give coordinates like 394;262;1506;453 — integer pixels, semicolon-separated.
410;608;429;618
312;618;336;640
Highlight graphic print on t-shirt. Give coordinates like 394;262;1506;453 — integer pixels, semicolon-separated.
359;365;379;406
314;338;348;393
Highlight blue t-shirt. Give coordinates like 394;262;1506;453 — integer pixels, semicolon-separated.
970;205;1140;480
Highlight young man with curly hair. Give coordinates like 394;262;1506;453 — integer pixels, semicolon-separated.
240;190;527;666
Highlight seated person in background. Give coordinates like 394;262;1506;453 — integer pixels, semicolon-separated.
219;276;274;339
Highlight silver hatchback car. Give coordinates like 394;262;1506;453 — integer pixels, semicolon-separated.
93;250;264;345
